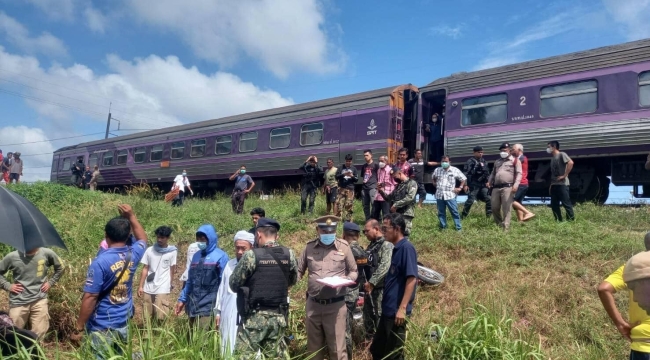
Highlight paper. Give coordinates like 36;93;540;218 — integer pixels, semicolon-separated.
316;276;356;288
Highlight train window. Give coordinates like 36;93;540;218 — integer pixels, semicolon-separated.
300;123;323;146
62;157;71;171
190;139;206;157
171;141;185;159
639;71;650;107
103;151;114;167
151;145;163;161
540;80;597;117
88;154;98;169
239;132;258;152
51;159;58;173
116;150;128;165
269;127;291;149
461;94;507;126
215;135;232;155
134;147;146;163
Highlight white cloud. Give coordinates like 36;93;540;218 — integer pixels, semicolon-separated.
84;5;108;34
0;126;56;183
429;24;464;39
0;12;68;57
20;0;76;22
125;0;346;78
602;0;650;40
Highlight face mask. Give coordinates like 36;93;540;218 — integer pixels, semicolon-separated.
546;148;553;154
432;117;438;122
500;152;509;159
240;169;246;174
379;162;386;168
182;172;187;176
393;177;402;184
197;242;207;251
441;162;450;169
319;234;336;246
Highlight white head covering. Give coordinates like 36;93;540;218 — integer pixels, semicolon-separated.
234;230;255;245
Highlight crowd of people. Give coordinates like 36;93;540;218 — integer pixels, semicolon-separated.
0;150;24;185
69;156;100;190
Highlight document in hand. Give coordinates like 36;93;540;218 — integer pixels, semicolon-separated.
316;277;356;288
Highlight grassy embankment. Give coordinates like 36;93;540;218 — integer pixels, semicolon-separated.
0;182;648;359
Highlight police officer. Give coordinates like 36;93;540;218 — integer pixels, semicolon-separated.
488;143;522;230
461;146;492;218
229;218;299;358
300;156;323;215
298;215;358;360
377;166;417;237
361;219;393;340
342;222;366;359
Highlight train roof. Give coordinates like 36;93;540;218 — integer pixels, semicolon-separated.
56;85;406;153
423;38;650;94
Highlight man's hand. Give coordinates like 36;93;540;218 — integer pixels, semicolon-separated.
70;331;84;345
364;282;374;293
615;320;632;341
390;206;397;213
463;185;469;193
40;282;51;293
395;307;406;326
118;204;135;219
10;284;24;294
512;186;518;193
215;315;221;328
243;189;250;194
556;175;566;181
174;302;185;316
453;188;461;194
138;287;144;298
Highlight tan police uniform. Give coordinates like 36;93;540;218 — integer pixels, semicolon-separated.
298;216;358;360
488;143;522;230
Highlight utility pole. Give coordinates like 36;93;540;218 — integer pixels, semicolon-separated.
104;102;112;139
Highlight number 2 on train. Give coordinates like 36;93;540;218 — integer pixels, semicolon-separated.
520;96;526;106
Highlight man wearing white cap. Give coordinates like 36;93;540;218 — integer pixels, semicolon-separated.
215;230;254;356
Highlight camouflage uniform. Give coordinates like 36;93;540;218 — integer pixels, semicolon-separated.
345;240;366;359
336;189;355;222
363;237;393;338
380;179;417;235
229;241;298;358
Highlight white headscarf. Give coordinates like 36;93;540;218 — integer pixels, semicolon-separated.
234;230;255;245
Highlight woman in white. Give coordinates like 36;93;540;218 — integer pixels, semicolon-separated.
215;231;254;356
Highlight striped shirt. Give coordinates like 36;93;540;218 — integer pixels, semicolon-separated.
432;166;466;200
375;166;395;201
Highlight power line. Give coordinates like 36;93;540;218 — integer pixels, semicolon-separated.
0;132;104;146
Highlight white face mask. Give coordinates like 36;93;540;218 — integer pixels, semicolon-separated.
379;162;386;168
500;152;509;159
546;148;553;154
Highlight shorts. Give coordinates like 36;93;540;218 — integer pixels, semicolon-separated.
513;185;528;203
9;173;20;181
417;183;427;198
327;187;338;204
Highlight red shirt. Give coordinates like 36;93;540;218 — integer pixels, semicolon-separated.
518;155;529;186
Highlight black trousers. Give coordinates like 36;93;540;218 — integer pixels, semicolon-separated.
631;350;650;360
550;185;574;221
372;200;391;221
301;184;317;214
370;315;406;360
462;185;491;217
172;190;185;207
362;188;377;221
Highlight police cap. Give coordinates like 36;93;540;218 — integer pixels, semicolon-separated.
499;143;511;150
473;146;483;152
391;165;402;174
343;222;360;233
256;217;281;231
314;215;340;232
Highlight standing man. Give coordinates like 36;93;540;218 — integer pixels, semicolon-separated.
370;213;418;360
394;148;413;177
342;222;367;359
426;113;443;162
9;152;22;184
336;154;358;222
172;170;193;207
71;157;85;188
1;151;11;184
362;219;393;341
215;230;254;356
137;226;177;325
300;156;323;215
488;143;522;230
408;149;439;208
511;144;535;222
598;232;650;360
432;155;466;231
547;140;575;222
229;165;255;215
175;224;229;331
361;150;379;221
0;245;64;339
377;166;417;237
461;146;492;219
82;166;93;190
324;158;339;215
231;218;298;357
299;215;358;360
88;165;100;191
71;205;148;358
372;156;395;221
248;207;266;233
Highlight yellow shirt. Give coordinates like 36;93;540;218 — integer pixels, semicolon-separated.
605;264;650;352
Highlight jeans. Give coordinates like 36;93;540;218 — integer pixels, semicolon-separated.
301;184;317;214
436;198;461;230
550;185;575;221
88;327;128;360
362;188;377;221
630;350;650;360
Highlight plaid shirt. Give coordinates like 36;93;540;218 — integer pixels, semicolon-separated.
375;166;395;201
433;166;466;200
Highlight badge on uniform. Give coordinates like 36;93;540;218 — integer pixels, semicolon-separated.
337;251;345;256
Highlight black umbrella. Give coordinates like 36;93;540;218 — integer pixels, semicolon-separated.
0;186;67;252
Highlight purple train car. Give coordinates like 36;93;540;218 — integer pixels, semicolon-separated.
419;39;650;202
50;85;421;194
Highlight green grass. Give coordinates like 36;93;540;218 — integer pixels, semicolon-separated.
1;182;649;359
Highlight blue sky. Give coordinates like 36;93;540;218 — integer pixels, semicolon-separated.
0;0;648;202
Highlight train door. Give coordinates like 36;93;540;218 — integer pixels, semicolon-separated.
388;85;420;163
420;89;447;162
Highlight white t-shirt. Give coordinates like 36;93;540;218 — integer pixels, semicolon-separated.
180;242;200;282
173;175;190;192
141;247;178;295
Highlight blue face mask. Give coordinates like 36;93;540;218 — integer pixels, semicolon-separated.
197;242;207;251
319;234;336;246
441;162;450;169
240;169;246;174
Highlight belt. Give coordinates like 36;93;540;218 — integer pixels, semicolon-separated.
493;183;513;189
309;296;345;305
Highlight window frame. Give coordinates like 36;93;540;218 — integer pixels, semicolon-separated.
51;159;58;173
239;131;258;153
88;154;99;169
269;127;291;149
116;149;128;165
460;93;508;127
133;147;146;163
170;141;185;160
62;157;71;172
539;79;598;118
103;151;114;167
150;144;163;162
639;71;650;107
190;139;207;158
215;135;233;155
300;122;324;146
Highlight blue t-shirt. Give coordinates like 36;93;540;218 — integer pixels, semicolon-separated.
234;174;253;191
382;238;418;317
83;240;147;331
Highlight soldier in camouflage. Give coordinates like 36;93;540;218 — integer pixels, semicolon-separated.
377;166;417;236
342;222;366;359
335;154;359;222
229;218;298;358
361;219;393;340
